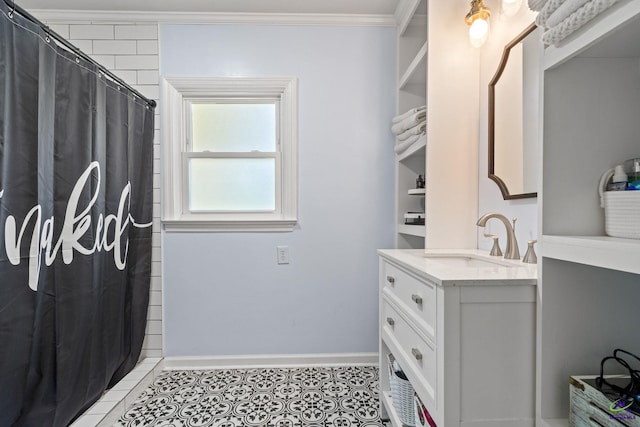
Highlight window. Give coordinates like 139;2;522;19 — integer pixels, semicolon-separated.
162;77;298;232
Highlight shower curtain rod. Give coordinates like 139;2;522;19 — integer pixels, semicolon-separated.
2;0;157;109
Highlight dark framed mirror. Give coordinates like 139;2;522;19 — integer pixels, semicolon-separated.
488;23;538;200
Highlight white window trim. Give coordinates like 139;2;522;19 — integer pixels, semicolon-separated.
161;76;298;232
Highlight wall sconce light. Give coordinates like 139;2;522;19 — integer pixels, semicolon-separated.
465;0;491;48
501;0;523;17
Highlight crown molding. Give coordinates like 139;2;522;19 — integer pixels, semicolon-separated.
29;9;396;26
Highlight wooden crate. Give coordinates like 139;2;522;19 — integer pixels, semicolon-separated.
570;375;640;426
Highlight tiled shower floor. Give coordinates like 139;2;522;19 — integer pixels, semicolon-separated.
113;366;386;426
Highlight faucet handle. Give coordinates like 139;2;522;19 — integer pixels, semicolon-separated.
523;240;537;264
483;231;503;257
489;235;503;256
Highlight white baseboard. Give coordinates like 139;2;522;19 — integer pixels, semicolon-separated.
162;352;379;371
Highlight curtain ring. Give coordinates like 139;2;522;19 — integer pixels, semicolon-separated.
75;57;80;64
7;10;13;18
45;35;50;43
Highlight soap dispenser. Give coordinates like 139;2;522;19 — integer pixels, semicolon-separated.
607;165;628;191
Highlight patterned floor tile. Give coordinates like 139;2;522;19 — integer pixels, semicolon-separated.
113;366;385;427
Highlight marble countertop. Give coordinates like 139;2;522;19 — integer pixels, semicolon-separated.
377;248;537;286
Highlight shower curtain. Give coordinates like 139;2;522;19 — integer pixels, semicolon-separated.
0;2;155;426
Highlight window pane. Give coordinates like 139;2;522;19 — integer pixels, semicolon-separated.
188;158;275;211
191;103;276;152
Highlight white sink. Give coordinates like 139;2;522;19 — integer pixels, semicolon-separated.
422;253;514;268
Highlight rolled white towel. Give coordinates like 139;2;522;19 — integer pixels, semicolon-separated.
392;111;426;135
397;123;427;141
394;132;425;155
392;105;425;124
546;0;590;27
528;0;549;11
542;0;619;45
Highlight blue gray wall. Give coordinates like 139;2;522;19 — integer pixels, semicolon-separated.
160;24;396;356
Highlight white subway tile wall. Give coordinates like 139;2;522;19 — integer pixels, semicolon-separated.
50;21;162;358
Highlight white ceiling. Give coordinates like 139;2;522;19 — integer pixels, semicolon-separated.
17;0;400;15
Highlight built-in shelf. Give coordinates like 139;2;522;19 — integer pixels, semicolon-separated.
396;134;426;162
397;0;425;36
399;41;427;90
543;0;640;70
408;188;425;195
398;223;425;237
381;391;404;427
539;7;640;420
395;0;427;251
541;234;640;275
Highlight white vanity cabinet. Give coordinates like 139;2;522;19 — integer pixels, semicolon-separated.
378;249;537;427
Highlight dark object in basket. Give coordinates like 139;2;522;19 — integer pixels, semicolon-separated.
583;376;640;417
594;349;640;416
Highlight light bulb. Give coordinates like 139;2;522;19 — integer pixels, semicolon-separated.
469;18;490;48
502;0;522;17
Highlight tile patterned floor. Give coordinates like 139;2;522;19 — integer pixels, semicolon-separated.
114;366;386;427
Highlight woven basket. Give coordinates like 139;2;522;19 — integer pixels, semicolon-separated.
598;169;640;239
387;353;416;426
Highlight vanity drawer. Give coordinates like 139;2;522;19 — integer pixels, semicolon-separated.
383;262;436;340
383;298;437;407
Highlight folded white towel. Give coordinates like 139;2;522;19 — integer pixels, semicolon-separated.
528;0;549;11
394;133;425;155
546;0;590;27
536;0;564;26
541;0;619;45
397;123;427;141
392;106;426;124
392;111;426;135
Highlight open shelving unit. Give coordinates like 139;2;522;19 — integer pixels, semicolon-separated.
537;1;640;424
395;0;427;250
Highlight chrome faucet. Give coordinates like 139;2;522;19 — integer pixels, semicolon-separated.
476;213;521;260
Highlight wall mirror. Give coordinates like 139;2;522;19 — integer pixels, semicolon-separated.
488;23;538;200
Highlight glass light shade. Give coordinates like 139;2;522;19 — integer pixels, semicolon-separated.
502;0;522;17
469;18;490;48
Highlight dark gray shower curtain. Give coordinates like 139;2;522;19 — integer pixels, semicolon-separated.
0;3;155;426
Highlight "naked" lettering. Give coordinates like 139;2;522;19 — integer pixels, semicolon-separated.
1;161;152;291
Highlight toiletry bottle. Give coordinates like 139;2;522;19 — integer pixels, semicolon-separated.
416;174;425;189
607;165;628;191
625;158;640;190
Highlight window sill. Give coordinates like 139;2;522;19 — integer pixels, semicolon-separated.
162;219;297;232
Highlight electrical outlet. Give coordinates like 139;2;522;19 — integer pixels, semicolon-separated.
276;246;289;264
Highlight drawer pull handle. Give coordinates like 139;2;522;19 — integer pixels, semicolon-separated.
386;317;395;326
412;348;423;361
386;275;395;285
411;294;423;304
